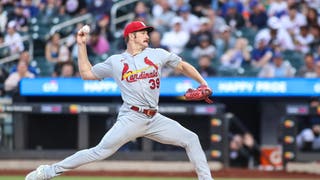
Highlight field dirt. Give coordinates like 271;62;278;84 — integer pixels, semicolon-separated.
1;168;320;179
0;160;319;179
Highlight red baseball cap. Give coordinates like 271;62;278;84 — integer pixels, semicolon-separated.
123;21;154;37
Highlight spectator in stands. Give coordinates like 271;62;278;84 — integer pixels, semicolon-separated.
251;35;273;69
58;61;76;77
0;4;8;33
224;1;245;30
309;25;320;52
0;33;3;44
7;3;29;32
4;21;24;55
305;7;320;27
0;32;10;58
62;0;87;16
168;0;185;13
220;38;250;69
45;32;62;63
214;24;236;59
4;61;35;96
191;34;216;60
149;30;171;78
258;52;295;78
177;4;200;34
95;15;114;44
256;16;295;51
151;0;176;34
22;0;40;18
229;134;249;167
248;1;268;30
46;32;71;75
134;1;152;24
294;25;314;54
88;29;110;56
88;0;113;17
189;0;211;17
149;30;168;50
0;65;8;96
38;0;59;20
316;61;320;77
204;8;226;37
305;0;320;9
297;123;320;151
220;0;244;18
10;51;37;76
314;46;320;62
161;17;190;55
187;17;213;48
1;1;15;10
56;5;71;22
197;55;216;77
267;0;288;18
280;3;307;36
298;53;316;78
242;132;260;168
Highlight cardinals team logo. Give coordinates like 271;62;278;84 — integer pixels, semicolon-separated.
121;56;159;82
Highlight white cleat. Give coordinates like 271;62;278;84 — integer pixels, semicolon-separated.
25;165;50;180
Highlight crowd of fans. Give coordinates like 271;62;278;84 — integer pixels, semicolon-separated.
0;0;319;94
0;1;319;91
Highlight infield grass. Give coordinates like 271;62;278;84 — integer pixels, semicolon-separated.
0;177;298;180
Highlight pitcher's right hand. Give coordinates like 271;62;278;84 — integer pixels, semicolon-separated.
77;25;90;45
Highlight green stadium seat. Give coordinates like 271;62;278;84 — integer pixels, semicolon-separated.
217;67;239;77
179;48;198;67
282;50;304;71
34;57;55;77
239;27;258;46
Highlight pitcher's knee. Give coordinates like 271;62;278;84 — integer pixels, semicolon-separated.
184;132;200;148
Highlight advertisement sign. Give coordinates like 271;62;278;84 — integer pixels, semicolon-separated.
260;145;283;170
20;77;320;97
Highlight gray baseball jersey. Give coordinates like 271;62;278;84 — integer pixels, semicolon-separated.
38;48;213;180
91;48;181;108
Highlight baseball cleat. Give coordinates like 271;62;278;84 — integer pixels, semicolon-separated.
25;165;50;180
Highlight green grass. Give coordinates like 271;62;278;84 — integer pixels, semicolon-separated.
0;177;296;180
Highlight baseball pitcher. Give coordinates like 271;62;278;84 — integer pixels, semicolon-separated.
26;21;214;180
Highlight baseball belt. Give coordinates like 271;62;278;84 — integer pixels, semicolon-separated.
130;106;157;118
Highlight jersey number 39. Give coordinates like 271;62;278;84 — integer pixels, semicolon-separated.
149;78;160;89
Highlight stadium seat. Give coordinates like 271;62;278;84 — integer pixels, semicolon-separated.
282;50;304;71
34;57;54;77
179;48;198;67
239;27;258;46
217;67;239;77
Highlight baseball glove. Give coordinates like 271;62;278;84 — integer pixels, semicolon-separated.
184;85;213;104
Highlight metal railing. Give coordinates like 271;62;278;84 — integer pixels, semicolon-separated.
49;13;93;36
110;0;138;38
0;35;33;65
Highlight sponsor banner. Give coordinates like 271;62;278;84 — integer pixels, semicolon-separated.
0;105;33;112
20;77;320;97
158;106;188;114
286;105;309;115
68;104;110;114
260;146;283;170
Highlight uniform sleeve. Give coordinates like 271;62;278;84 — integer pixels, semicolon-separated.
91;58;113;79
156;48;182;69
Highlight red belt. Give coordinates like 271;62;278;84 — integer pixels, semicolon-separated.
130;106;157;118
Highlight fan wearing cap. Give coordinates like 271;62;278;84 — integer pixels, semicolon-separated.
255;16;295;51
258;52;294;78
25;21;215;180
